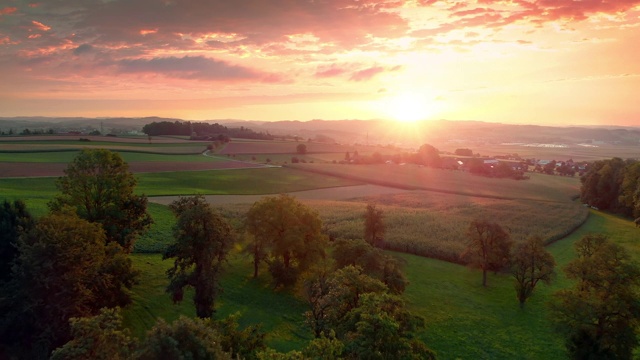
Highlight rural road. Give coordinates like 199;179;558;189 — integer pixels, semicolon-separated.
148;184;413;206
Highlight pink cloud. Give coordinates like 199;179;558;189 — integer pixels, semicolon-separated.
31;20;51;32
117;55;281;82
315;64;348;78
350;66;386;82
0;7;17;15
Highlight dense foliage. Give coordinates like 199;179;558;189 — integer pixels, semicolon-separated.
142;120;274;140
0;199;34;284
49;148;153;252
580;157;640;217
164;195;235;318
510;236;555;307
0;211;135;359
550;234;640;359
245;194;327;287
462;220;513;286
299;265;434;359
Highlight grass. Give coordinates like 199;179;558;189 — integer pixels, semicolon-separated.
123;210;639;359
137;167;363;196
0;167;363;199
123;252;311;352
0;151;229;163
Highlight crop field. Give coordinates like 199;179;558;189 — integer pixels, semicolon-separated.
290;163;581;203
174;191;587;265
0;135;210;154
218;139;385;156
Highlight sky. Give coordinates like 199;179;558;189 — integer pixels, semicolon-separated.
0;0;639;126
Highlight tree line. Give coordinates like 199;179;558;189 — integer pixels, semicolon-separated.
580;157;640;218
142;120;274;140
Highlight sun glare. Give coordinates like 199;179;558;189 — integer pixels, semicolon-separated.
383;92;436;123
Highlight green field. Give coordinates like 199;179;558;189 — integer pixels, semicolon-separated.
0;151;229;163
123;210;639;359
2;138;638;359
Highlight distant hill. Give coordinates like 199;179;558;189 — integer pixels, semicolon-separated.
1;116;638;149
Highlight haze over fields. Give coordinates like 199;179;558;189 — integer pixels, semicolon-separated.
1;1;640;126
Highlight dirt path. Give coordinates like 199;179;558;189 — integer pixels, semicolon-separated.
148;184;413;205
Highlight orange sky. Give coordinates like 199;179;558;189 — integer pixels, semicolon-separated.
0;0;639;126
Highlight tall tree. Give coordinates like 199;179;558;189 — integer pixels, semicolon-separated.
0;211;111;358
245;194;326;287
364;203;385;248
510;236;555;308
49;148;152;252
550;234;640;359
417;143;441;168
164;195;234;319
0;199;34;284
296;143;307;155
462;220;513;286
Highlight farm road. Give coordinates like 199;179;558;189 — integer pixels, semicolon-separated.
148;184;413;205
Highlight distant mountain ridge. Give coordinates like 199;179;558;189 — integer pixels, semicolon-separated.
1;116;638;148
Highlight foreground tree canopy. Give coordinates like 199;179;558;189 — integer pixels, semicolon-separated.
49;148;152;252
164;195;235;319
0;211;135;358
245;194;327;287
0;199;34;284
551;234;640;359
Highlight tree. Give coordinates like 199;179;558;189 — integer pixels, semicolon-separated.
300;265;387;339
296;143;307;155
343;293;436;360
417;143;441;168
0;211;112;358
462;220;513;286
245;194;327;287
364;203;385;247
136;316;231;360
164;195;234;318
618;161;640;217
580;157;629;212
49;148;152;252
455;148;473;157
216;313;266;360
550;234;640;359
333;238;407;294
50;308;136;360
0;199;34;284
510;236;555;308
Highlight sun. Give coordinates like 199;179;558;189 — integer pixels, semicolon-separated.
383;92;435;123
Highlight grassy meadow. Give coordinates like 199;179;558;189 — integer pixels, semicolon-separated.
123;210;640;359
